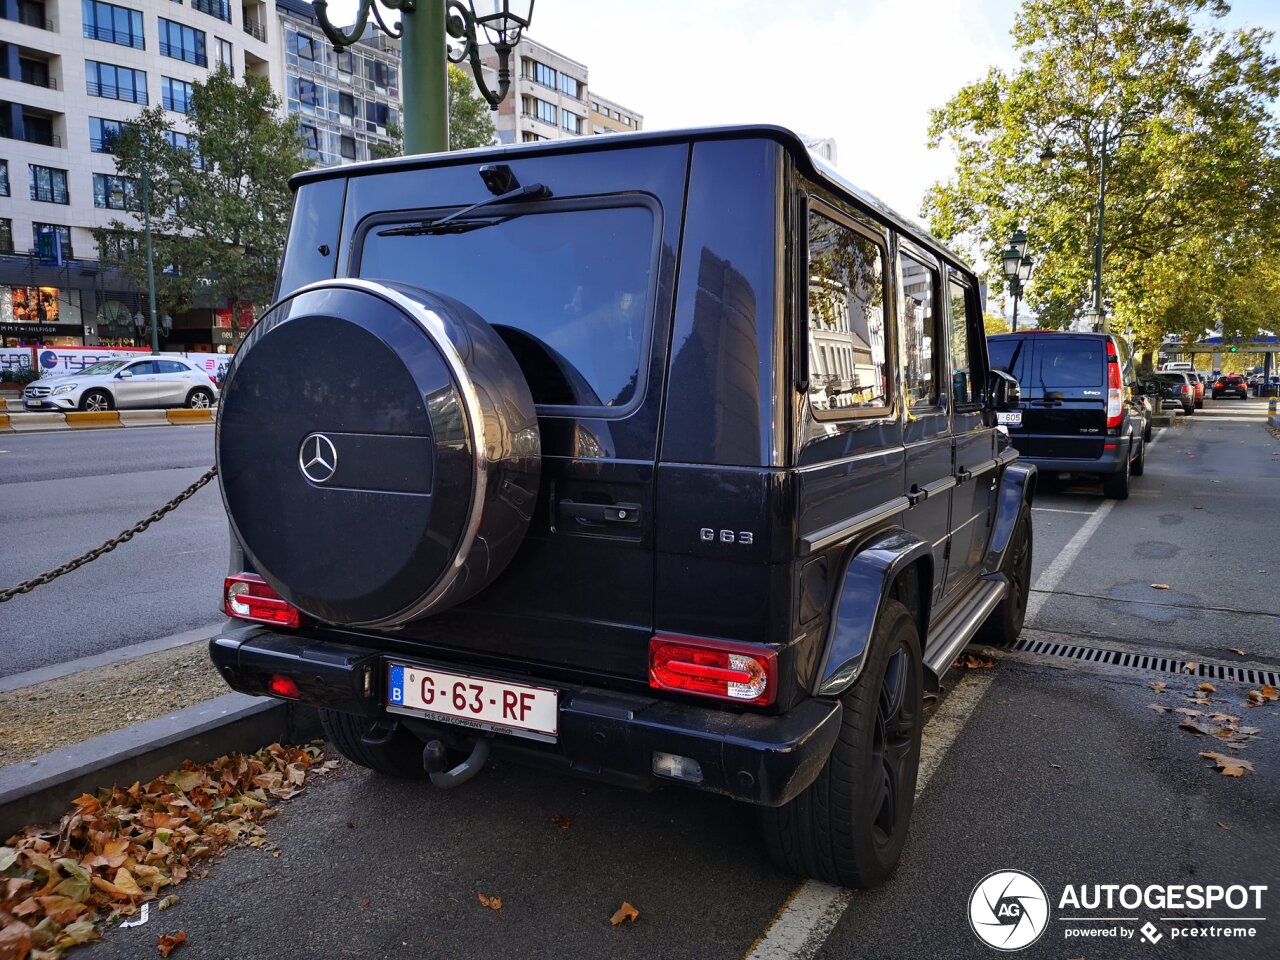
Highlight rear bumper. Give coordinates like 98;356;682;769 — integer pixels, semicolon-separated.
210;625;843;807
1011;439;1131;475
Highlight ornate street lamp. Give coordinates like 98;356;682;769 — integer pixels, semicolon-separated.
313;0;535;155
1000;227;1034;332
1041;121;1110;331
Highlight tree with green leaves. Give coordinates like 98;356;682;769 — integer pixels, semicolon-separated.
373;65;497;159
924;0;1280;352
94;69;307;333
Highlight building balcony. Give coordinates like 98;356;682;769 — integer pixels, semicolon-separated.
243;18;266;42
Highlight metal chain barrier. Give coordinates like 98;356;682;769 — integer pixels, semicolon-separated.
0;466;219;604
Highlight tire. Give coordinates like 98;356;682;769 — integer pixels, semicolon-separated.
977;502;1033;646
319;708;428;779
760;600;923;888
186;388;214;409
1103;448;1131;500
1143;421;1153;444
1130;435;1145;477
1194;400;1203;409
79;389;113;412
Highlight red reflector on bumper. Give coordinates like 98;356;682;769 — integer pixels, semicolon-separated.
268;674;301;699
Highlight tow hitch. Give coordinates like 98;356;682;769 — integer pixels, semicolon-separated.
423;738;491;789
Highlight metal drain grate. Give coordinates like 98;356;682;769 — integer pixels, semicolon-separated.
1015;638;1280;687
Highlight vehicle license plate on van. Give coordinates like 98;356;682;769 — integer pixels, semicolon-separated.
386;663;558;739
996;411;1023;426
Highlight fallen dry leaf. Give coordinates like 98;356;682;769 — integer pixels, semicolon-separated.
1151;583;1171;590
1183;662;1198;673
156;930;186;957
1184;697;1212;706
1174;707;1203;717
1181;719;1224;737
1198;683;1216;693
1230;649;1248;657
1147;703;1171;714
952;654;997;670
1200;752;1256;777
477;893;503;911
1217;822;1231;830
611;902;640;926
1149;681;1168;693
550;815;572;833
157;895;179;911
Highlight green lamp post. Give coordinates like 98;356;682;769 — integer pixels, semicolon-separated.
313;0;535;155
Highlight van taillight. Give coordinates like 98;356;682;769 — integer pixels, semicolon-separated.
224;574;301;628
1106;340;1123;429
649;635;776;705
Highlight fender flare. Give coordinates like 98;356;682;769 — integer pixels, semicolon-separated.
814;528;934;697
982;459;1036;575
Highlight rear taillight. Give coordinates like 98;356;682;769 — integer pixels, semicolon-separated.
268;674;301;699
649;635;777;706
1106;340;1123;428
224;574;301;628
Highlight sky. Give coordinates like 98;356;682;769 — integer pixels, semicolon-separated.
327;0;1280;224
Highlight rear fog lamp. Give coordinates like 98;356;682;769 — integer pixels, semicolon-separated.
268;674;301;699
224;574;301;628
652;752;703;784
649;635;777;705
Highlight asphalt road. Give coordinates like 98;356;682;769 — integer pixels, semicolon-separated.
0;426;225;677
81;398;1280;960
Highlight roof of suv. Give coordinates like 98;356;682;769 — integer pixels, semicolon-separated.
290;124;975;275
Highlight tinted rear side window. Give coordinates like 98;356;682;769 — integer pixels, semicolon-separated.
1036;339;1104;387
359;204;655;409
987;336;1029;384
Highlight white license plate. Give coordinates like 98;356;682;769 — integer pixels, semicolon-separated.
996;410;1023;426
386;662;559;740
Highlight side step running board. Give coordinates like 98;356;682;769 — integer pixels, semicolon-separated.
923;575;1007;687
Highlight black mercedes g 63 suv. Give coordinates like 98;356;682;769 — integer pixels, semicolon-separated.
210;126;1035;888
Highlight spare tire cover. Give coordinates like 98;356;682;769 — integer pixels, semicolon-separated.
217;279;540;627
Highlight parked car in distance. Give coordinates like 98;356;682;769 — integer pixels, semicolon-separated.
208;125;1038;890
22;357;219;412
1190;374;1205;408
1212;374;1249;400
1148;372;1196;414
987;330;1145;499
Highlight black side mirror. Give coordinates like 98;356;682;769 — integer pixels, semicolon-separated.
987;369;1020;411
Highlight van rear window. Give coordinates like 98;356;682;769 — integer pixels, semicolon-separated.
1036;339;1104;387
358;203;655;410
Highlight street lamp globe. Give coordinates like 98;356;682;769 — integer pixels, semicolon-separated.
1018;254;1034;283
1009;226;1028;259
468;0;535;45
1038;145;1056;169
1001;245;1022;280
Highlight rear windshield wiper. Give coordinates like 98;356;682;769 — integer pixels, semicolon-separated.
377;183;551;238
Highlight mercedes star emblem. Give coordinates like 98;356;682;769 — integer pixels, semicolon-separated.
299;433;338;484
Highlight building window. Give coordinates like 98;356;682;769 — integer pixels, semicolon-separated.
159;18;208;66
366;58;394;90
559;74;581;99
521;131;545;142
93;172;138;210
32;223;73;260
191;0;230;23
0;218;12;255
162;76;195;114
806;209;890;417
0;160;8;197
340;135;356;160
524;96;556;126
590;100;598;111
82;0;145;50
339;92;356;118
561;111;584;135
337;49;354;73
215;38;234;75
301;124;320;151
623;116;631;127
365;100;391;131
295;31;320;61
86;61;148;103
89;117;128;153
29;164;69;204
601;107;610;118
523;58;555;88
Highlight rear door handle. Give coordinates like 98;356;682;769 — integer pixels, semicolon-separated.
557;500;641;525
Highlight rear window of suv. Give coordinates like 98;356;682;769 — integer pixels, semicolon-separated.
357;201;657;411
1036;339;1104;387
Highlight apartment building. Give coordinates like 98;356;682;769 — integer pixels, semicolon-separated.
271;0;402;168
588;92;641;136
0;0;274;347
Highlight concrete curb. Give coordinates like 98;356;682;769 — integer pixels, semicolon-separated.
1;408;215;434
9;412;69;432
0;413;9;433
0;694;322;839
66;411;122;429
1269;414;1280;429
166;408;215;424
120;410;170;427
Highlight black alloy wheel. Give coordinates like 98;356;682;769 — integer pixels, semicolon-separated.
869;642;918;851
977;502;1032;646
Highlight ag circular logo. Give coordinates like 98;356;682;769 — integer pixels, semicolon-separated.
969;869;1050;951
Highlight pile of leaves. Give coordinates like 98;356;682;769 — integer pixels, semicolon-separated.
0;743;331;959
1149;682;1275;778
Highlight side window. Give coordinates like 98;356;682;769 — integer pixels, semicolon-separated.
157;360;189;374
901;254;942;411
947;278;979;407
806;209;891;417
126;361;156;375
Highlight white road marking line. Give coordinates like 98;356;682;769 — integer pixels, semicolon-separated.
743;672;995;960
1024;498;1115;627
1031;507;1094;515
